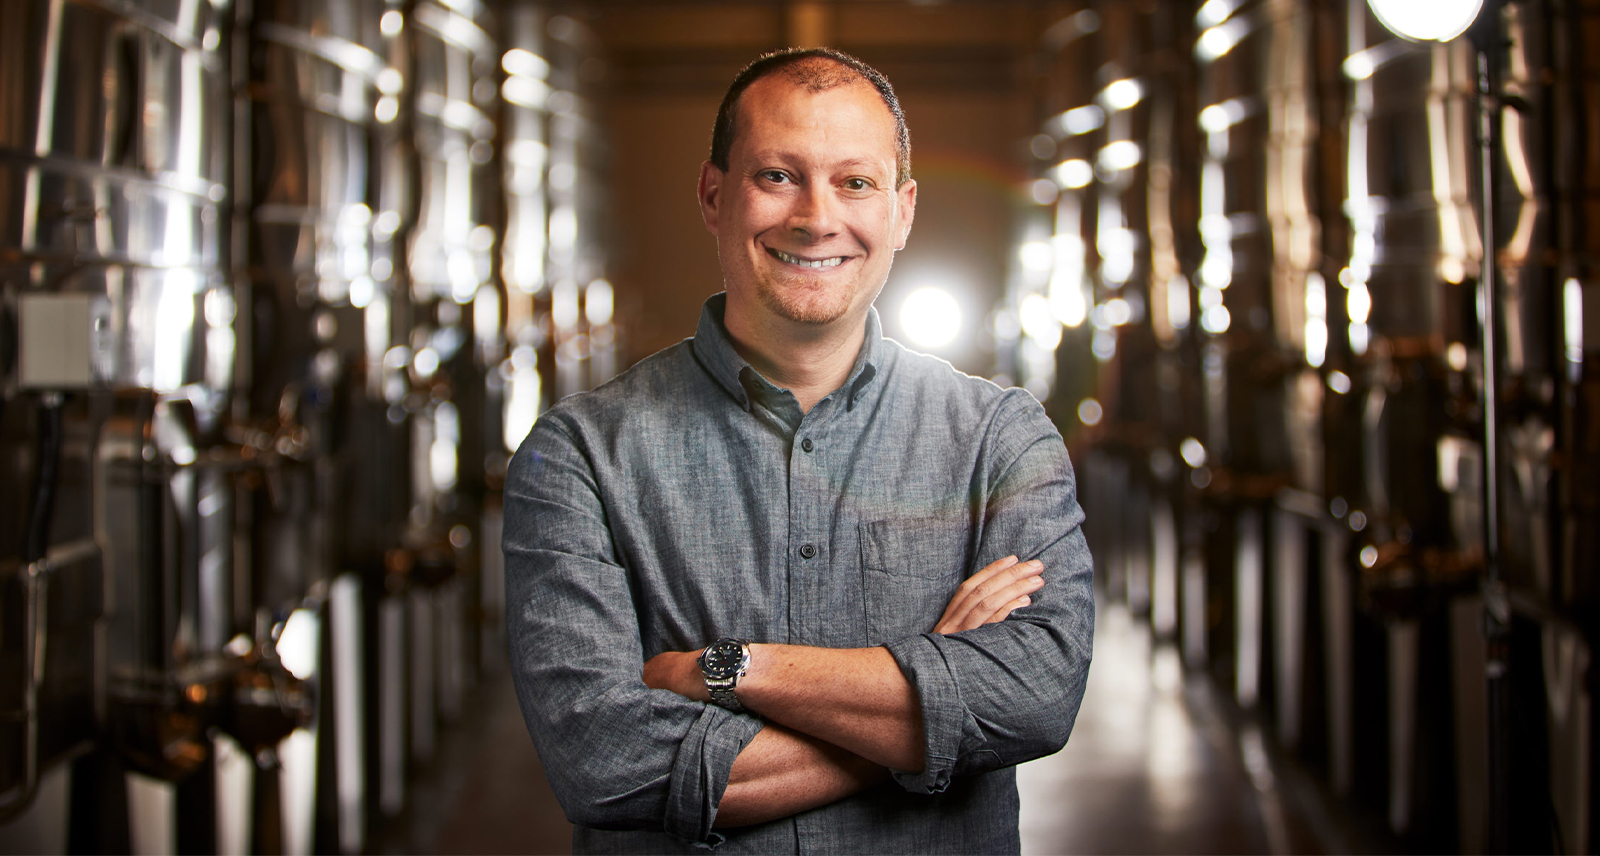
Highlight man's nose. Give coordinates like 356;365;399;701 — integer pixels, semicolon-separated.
788;183;841;239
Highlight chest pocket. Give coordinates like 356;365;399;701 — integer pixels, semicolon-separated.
859;516;970;646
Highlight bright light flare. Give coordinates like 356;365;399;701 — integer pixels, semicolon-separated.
1019;241;1054;272
1098;141;1142;172
1180;437;1207;468
1052;159;1094;190
1019;293;1062;350
1368;0;1484;42
277;609;320;680
1101;79;1143;111
586;279;614;326
900;287;963;349
503;48;550;79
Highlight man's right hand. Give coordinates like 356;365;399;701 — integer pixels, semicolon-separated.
932;555;1045;634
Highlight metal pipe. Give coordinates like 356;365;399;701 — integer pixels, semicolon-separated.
0;393;66;821
0;559;48;822
1475;15;1511;852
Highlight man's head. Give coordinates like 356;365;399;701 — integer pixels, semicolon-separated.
698;49;917;337
710;48;912;189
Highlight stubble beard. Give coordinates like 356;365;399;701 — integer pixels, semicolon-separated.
754;271;857;327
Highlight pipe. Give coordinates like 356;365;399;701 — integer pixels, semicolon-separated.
1474;12;1511;852
0;393;65;821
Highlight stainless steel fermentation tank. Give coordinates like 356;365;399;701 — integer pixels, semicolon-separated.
1027;0;1597;851
0;0;606;851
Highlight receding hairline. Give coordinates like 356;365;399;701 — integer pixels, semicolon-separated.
710;49;912;187
728;60;887;143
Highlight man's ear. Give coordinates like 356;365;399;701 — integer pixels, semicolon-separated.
698;161;724;236
893;179;917;251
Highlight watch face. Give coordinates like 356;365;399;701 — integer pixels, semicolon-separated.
701;640;747;679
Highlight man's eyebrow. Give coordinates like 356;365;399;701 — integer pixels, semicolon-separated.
745;152;892;173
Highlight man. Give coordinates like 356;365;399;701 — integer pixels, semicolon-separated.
504;48;1094;853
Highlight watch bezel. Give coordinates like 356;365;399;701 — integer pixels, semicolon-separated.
698;637;751;681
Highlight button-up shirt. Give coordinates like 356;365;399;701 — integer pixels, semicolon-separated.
504;294;1094;854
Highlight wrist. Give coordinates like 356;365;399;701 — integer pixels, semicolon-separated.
698;637;753;711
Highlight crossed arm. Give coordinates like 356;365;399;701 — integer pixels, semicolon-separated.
641;554;1046;827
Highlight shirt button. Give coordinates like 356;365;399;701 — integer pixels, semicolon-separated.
800;438;814;453
799;543;817;559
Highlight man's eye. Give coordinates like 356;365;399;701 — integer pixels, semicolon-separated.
761;170;790;184
843;178;871;191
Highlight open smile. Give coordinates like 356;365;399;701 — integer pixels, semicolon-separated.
768;247;847;269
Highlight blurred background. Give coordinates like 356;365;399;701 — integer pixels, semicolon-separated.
0;0;1594;853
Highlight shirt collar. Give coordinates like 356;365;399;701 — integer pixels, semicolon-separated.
691;292;883;413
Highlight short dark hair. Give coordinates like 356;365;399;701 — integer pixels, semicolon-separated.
709;48;912;187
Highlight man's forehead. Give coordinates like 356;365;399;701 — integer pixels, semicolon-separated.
736;76;898;147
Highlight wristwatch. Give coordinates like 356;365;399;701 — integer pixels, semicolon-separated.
697;637;752;712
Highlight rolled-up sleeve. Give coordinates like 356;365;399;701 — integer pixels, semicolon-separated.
883;391;1095;793
503;415;763;845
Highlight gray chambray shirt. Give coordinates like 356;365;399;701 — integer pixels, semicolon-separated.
504;294;1094;854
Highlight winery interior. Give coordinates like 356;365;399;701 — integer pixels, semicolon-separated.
0;0;1596;853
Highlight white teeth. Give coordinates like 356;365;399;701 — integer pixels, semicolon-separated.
773;249;843;268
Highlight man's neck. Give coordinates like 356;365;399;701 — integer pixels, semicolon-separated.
724;303;868;414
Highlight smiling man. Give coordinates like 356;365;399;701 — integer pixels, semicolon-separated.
504;48;1094;854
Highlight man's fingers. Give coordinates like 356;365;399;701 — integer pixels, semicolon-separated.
934;560;1045;634
961;574;1043;627
942;557;1042;622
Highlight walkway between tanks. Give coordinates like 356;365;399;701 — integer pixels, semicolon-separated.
1019;600;1328;854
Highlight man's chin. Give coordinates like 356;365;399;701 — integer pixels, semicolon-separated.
757;287;853;328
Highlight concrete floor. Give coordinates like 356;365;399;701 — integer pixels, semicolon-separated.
372;601;1339;855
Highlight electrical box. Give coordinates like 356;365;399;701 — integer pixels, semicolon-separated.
19;293;99;389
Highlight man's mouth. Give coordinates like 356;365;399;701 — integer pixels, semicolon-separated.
769;248;845;269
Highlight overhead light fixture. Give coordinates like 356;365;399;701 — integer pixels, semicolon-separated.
1367;0;1484;42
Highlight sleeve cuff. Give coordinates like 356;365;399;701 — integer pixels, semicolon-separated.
664;704;765;846
884;633;964;794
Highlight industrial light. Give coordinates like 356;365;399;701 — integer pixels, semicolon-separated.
1019;293;1061;350
277;609;320;681
586;279;614;326
1367;0;1484;42
900;287;962;349
502;48;550;79
1052;159;1094;190
1196;0;1236;27
1018;241;1054;272
379;10;404;37
1051;105;1104;137
1179;437;1207;468
1097;141;1142;173
1100;79;1143;112
1077;398;1103;427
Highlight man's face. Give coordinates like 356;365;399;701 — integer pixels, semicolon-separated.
699;73;916;333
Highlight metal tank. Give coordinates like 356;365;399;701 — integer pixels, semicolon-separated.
0;0;312;851
1023;1;1120;630
0;0;602;851
1021;0;1596;852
